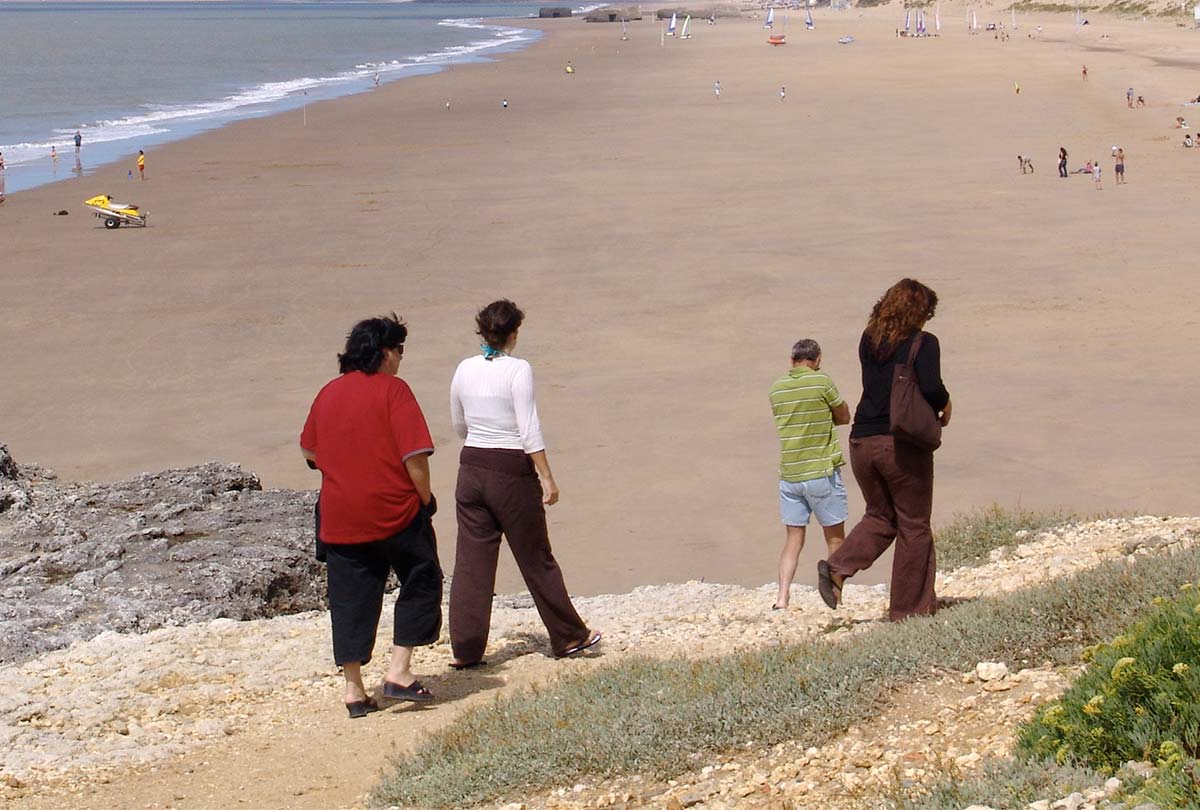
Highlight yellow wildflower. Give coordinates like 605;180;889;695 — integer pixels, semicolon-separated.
1083;695;1105;715
1111;657;1137;682
1173;663;1190;675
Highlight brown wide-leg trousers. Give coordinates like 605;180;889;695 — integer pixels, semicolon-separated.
449;447;591;662
827;434;938;622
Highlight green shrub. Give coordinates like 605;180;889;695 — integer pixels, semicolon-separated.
934;505;1079;570
1017;582;1200;772
372;550;1200;808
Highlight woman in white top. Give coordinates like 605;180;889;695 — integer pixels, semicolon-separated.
448;300;600;667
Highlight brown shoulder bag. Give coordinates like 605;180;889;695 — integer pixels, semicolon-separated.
890;332;942;451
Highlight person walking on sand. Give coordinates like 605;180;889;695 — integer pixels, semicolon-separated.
1127;87;1135;108
769;339;850;610
1115;147;1126;184
448;300;600;667
50;146;58;163
1093;159;1102;189
137;150;145;180
817;279;951;622
301;314;443;717
1082;64;1088;81
1058;146;1069;178
74;131;82;151
714;80;721;99
780;85;786;101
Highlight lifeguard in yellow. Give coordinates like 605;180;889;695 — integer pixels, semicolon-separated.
564;61;575;74
137;150;145;180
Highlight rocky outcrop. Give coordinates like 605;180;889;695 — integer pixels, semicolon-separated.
0;444;323;665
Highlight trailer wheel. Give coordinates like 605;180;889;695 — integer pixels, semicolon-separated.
104;217;120;229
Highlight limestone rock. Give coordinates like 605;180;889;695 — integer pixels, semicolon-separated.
0;447;324;664
975;661;1010;682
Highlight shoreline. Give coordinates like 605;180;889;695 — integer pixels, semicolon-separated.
0;7;549;195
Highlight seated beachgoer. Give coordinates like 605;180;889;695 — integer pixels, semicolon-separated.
1185;135;1195;148
1073;161;1094;174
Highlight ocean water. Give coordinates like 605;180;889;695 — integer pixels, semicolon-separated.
0;0;554;193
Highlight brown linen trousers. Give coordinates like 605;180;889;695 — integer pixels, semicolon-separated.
449;447;591;662
828;434;938;621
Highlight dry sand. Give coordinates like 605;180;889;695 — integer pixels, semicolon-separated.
2;8;1200;594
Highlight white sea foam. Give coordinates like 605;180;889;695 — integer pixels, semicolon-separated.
1;20;536;169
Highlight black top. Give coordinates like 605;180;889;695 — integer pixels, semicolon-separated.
850;330;950;439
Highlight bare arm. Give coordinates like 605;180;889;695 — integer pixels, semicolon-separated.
527;450;559;506
939;399;953;427
404;453;433;505
831;401;851;426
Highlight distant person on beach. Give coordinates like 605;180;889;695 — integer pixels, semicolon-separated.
565;60;575;74
1137;95;1145;107
137;150;145;180
1185;134;1194;148
373;72;380;87
50;146;58;163
1115;147;1126;184
817;279;951;622
502;98;508;108
1058;146;1069;178
780;85;786;101
448;300;600;667
1014;81;1020;95
1176;116;1188;129
1082;64;1088;81
769;339;850;610
714;80;721;99
1127;87;1135;108
300;314;442;717
0;151;6;203
74;131;82;150
1093;160;1102;189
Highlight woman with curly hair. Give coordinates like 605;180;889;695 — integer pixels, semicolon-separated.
817;279;951;622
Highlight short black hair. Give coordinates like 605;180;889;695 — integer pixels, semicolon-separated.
475;300;525;350
791;339;821;363
337;313;407;374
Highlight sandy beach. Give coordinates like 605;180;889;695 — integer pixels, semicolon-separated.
3;6;1200;594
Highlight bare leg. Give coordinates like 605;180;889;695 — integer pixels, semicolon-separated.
775;525;806;608
822;521;846;559
341;662;368;704
385;645;416;687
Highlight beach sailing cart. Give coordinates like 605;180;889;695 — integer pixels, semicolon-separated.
84;194;148;229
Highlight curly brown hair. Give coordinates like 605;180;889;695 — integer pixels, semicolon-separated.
864;279;938;360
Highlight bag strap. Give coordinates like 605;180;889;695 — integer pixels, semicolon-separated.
904;332;925;367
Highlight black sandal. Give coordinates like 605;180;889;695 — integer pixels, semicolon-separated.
345;697;380;719
557;632;602;658
449;660;487;670
817;560;842;610
383;679;434;702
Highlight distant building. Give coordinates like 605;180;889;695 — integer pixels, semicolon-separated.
539;7;573;17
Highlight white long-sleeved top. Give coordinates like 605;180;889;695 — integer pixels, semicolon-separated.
449;355;545;453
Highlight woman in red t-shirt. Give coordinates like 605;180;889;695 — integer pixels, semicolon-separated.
301;314;442;718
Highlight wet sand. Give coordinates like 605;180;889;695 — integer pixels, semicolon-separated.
2;9;1199;594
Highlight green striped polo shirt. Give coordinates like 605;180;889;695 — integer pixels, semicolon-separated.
769;367;845;483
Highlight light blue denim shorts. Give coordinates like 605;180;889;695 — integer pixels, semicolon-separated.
779;468;848;527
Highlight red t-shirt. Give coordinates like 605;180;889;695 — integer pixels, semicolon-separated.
300;372;434;544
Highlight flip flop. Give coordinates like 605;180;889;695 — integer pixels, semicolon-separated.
557;632;602;658
345;697;380;719
382;679;434;702
449;660;487;670
817;560;842;610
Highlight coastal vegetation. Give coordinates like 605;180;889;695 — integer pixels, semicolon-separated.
932;504;1081;570
373;535;1200;808
892;581;1200;809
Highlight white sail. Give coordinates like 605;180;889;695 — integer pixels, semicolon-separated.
805;6;814;28
765;7;775;28
681;14;691;38
972;9;978;29
667;11;677;35
935;6;941;31
1011;6;1017;28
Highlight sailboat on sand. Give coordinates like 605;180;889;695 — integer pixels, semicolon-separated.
805;6;814;29
680;14;692;39
667;11;677;36
765;7;775;28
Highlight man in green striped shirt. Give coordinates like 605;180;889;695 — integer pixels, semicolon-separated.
769;339;850;610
